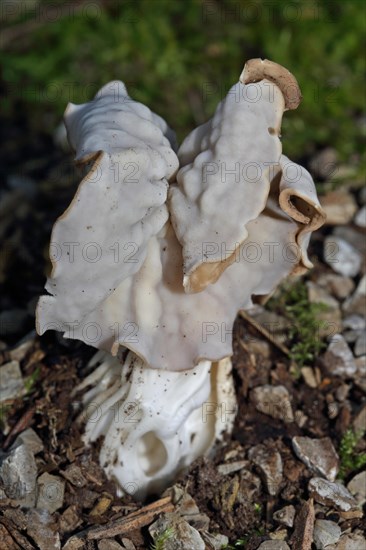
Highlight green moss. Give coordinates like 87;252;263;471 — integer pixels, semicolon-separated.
224;527;266;548
338;429;366;479
267;279;328;368
24;366;41;395
150;526;175;550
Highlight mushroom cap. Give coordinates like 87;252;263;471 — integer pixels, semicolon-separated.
37;82;179;331
169;74;287;293
37;65;325;372
240;58;302;110
43;156;323;371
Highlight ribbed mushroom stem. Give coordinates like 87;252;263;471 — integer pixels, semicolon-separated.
77;350;236;499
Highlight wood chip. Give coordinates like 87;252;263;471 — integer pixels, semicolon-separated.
0;519;35;550
0;523;22;550
89;494;113;517
87;495;174;540
3;407;35;450
290;499;315;550
239;310;290;356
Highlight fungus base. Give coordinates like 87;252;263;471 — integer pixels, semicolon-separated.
77;350;236;499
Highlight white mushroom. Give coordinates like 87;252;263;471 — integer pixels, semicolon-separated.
36;60;325;498
37;81;179;331
169;59;305;293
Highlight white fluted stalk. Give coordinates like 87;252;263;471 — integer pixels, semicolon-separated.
78;350;236;499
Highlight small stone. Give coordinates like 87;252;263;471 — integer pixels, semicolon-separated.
269;529;288;541
237;470;261;503
184;512;210;531
354;332;366;356
248;444;283;496
360;186;366;204
201;531;229;549
273;505;296;528
306;281;342;336
333;226;366;255
335;383;350;402
36;472;65;514
246;338;271;358
313;519;341;549
334;532;366;550
62;535;85;550
327;401;339;419
309;147;338;180
224;447;241;460
149;513;205;550
59;505;83;534
354;205;366;227
257;542;290;550
62;536;85;550
320;334;357;377
342;315;365;331
61;464;87;487
250;385;294;423
9;337;34;362
11;428;43;455
172;489;210;530
294;410;308;428
301;367;319;388
292;436;339;481
27;509;61;550
98;541;124;550
306;281;339;309
0;444;37;507
343;329;360;344
317;274;355;300
342;274;366;316
174;490;200;516
0;360;25;402
354;356;366;391
308;477;358;511
353;403;366;436
321;189;358;225
217;460;247;475
347;470;366;506
120;540;136;550
324;236;362;277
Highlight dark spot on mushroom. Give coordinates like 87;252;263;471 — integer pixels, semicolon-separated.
268;127;276;135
